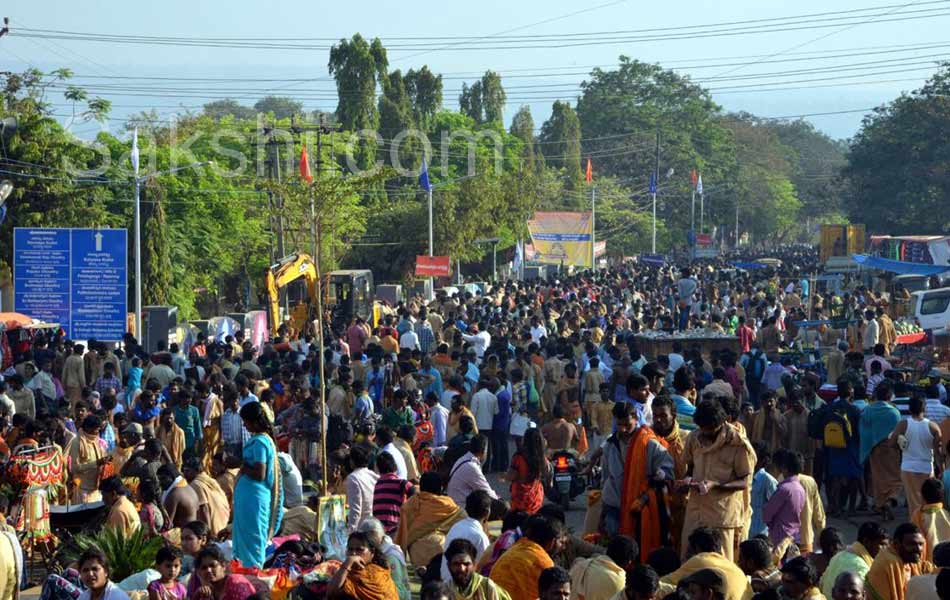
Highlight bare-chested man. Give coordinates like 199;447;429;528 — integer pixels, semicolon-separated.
541;404;577;452
157;463;199;528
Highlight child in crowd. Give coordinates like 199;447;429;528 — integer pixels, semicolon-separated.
147;546;187;600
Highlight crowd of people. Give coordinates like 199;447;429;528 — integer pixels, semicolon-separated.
1;245;950;600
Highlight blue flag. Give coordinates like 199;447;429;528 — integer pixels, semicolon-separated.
648;171;657;194
419;159;432;192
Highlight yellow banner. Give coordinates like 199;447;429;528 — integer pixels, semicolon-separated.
527;212;593;267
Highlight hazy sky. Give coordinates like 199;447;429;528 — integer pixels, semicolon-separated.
4;0;949;139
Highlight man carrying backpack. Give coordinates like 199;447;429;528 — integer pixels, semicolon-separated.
741;342;768;409
822;378;863;517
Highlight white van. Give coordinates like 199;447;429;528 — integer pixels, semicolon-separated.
912;287;950;332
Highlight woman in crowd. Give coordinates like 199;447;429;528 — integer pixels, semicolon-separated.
507;427;548;514
328;531;398;600
77;548;130;600
232;400;283;568
192;546;256;600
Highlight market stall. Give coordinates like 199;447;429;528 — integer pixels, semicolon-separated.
633;331;740;360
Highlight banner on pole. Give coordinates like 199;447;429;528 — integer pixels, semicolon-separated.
415;255;451;278
527;212;593;267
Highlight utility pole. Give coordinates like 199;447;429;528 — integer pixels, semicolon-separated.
735;198;740;249
1;18;9;39
651;129;660;254
590;185;597;269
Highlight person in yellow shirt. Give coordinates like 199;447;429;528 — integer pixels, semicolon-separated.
911;478;950;562
660;527;753;600
100;476;141;538
491;515;560;600
865;523;935;600
568;536;637;600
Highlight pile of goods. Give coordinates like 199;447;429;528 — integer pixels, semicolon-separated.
895;318;924;335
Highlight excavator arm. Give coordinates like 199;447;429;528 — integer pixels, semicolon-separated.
265;253;318;335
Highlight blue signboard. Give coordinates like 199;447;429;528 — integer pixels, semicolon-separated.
14;228;128;341
639;253;666;266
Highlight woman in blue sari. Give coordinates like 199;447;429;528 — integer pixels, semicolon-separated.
232;401;283;567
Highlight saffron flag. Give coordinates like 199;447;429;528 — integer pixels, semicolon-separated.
585;158;592;183
300;145;313;183
690;168;697;188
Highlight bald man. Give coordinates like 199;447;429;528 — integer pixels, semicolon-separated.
832;573;863;600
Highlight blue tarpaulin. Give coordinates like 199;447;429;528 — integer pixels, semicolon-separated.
732;261;768;270
851;254;950;275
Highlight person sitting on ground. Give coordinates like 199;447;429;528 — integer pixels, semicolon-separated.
819;521;887;598
327;531;399;600
622;565;661;600
568;535;637;600
76;547;131;600
358;517;412;600
157;463;199;529
440;490;493;582
739;538;780;593
906;541;950;600
444;538;512;600
779;556;823;600
182;455;231;539
865;522;936;600
538;567;571;600
192;545;256;600
660;527;752;600
490;515;560;600
394;471;465;568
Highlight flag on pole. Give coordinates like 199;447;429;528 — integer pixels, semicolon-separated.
585;158;592;183
649;171;657;194
419;159;432;192
690;168;698;189
514;239;524;274
696;174;703;195
299;145;313;183
130;128;140;176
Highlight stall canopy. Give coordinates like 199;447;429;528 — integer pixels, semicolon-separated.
852;254;950;275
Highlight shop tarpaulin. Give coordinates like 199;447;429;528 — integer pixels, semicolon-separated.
527;211;594;267
851;254;950;275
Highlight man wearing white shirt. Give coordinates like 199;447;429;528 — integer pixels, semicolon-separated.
426;393;450;447
668;340;686;373
470;380;499;468
378;427;409;480
399;328;420;351
461;323;491;361
529;317;548;345
345;445;380;532
440;490;492;582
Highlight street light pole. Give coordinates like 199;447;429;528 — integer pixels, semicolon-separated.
428;185;434;297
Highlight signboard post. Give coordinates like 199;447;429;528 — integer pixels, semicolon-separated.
14;228;128;341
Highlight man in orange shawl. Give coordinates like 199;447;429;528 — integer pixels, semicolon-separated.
910;478;950;562
490;515;558;600
617;397;674;563
157;408;185;469
395;472;465;566
183;456;231;538
865;523;935;600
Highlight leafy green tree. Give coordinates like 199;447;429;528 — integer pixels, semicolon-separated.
404;66;443;129
253;96;304;119
378;70;415;168
539;100;583;193
845;66;950;233
509;105;540;175
203;99;255;120
328;34;388;170
459;71;506;126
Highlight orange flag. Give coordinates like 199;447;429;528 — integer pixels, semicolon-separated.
300;145;313;183
585;158;592;183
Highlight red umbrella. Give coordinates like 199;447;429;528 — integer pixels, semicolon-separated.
0;312;33;330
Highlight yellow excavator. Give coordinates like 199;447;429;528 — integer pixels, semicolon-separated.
265;253;319;336
265;253;386;336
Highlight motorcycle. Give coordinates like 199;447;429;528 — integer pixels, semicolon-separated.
545;450;587;510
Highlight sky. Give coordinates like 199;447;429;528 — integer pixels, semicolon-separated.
3;0;950;140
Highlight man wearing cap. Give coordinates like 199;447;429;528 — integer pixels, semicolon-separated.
111;423;144;473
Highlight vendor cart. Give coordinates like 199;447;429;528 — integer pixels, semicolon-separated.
633;333;740;360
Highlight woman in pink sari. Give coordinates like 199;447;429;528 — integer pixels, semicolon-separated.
192;546;255;600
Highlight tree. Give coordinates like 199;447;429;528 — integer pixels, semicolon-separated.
509;105;540;175
458;71;506;126
844;66;950;233
404;66;443;129
203;99;255;120
253;96;304;119
378;70;415;168
328;34;388;171
539;101;583;192
141;182;172;305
